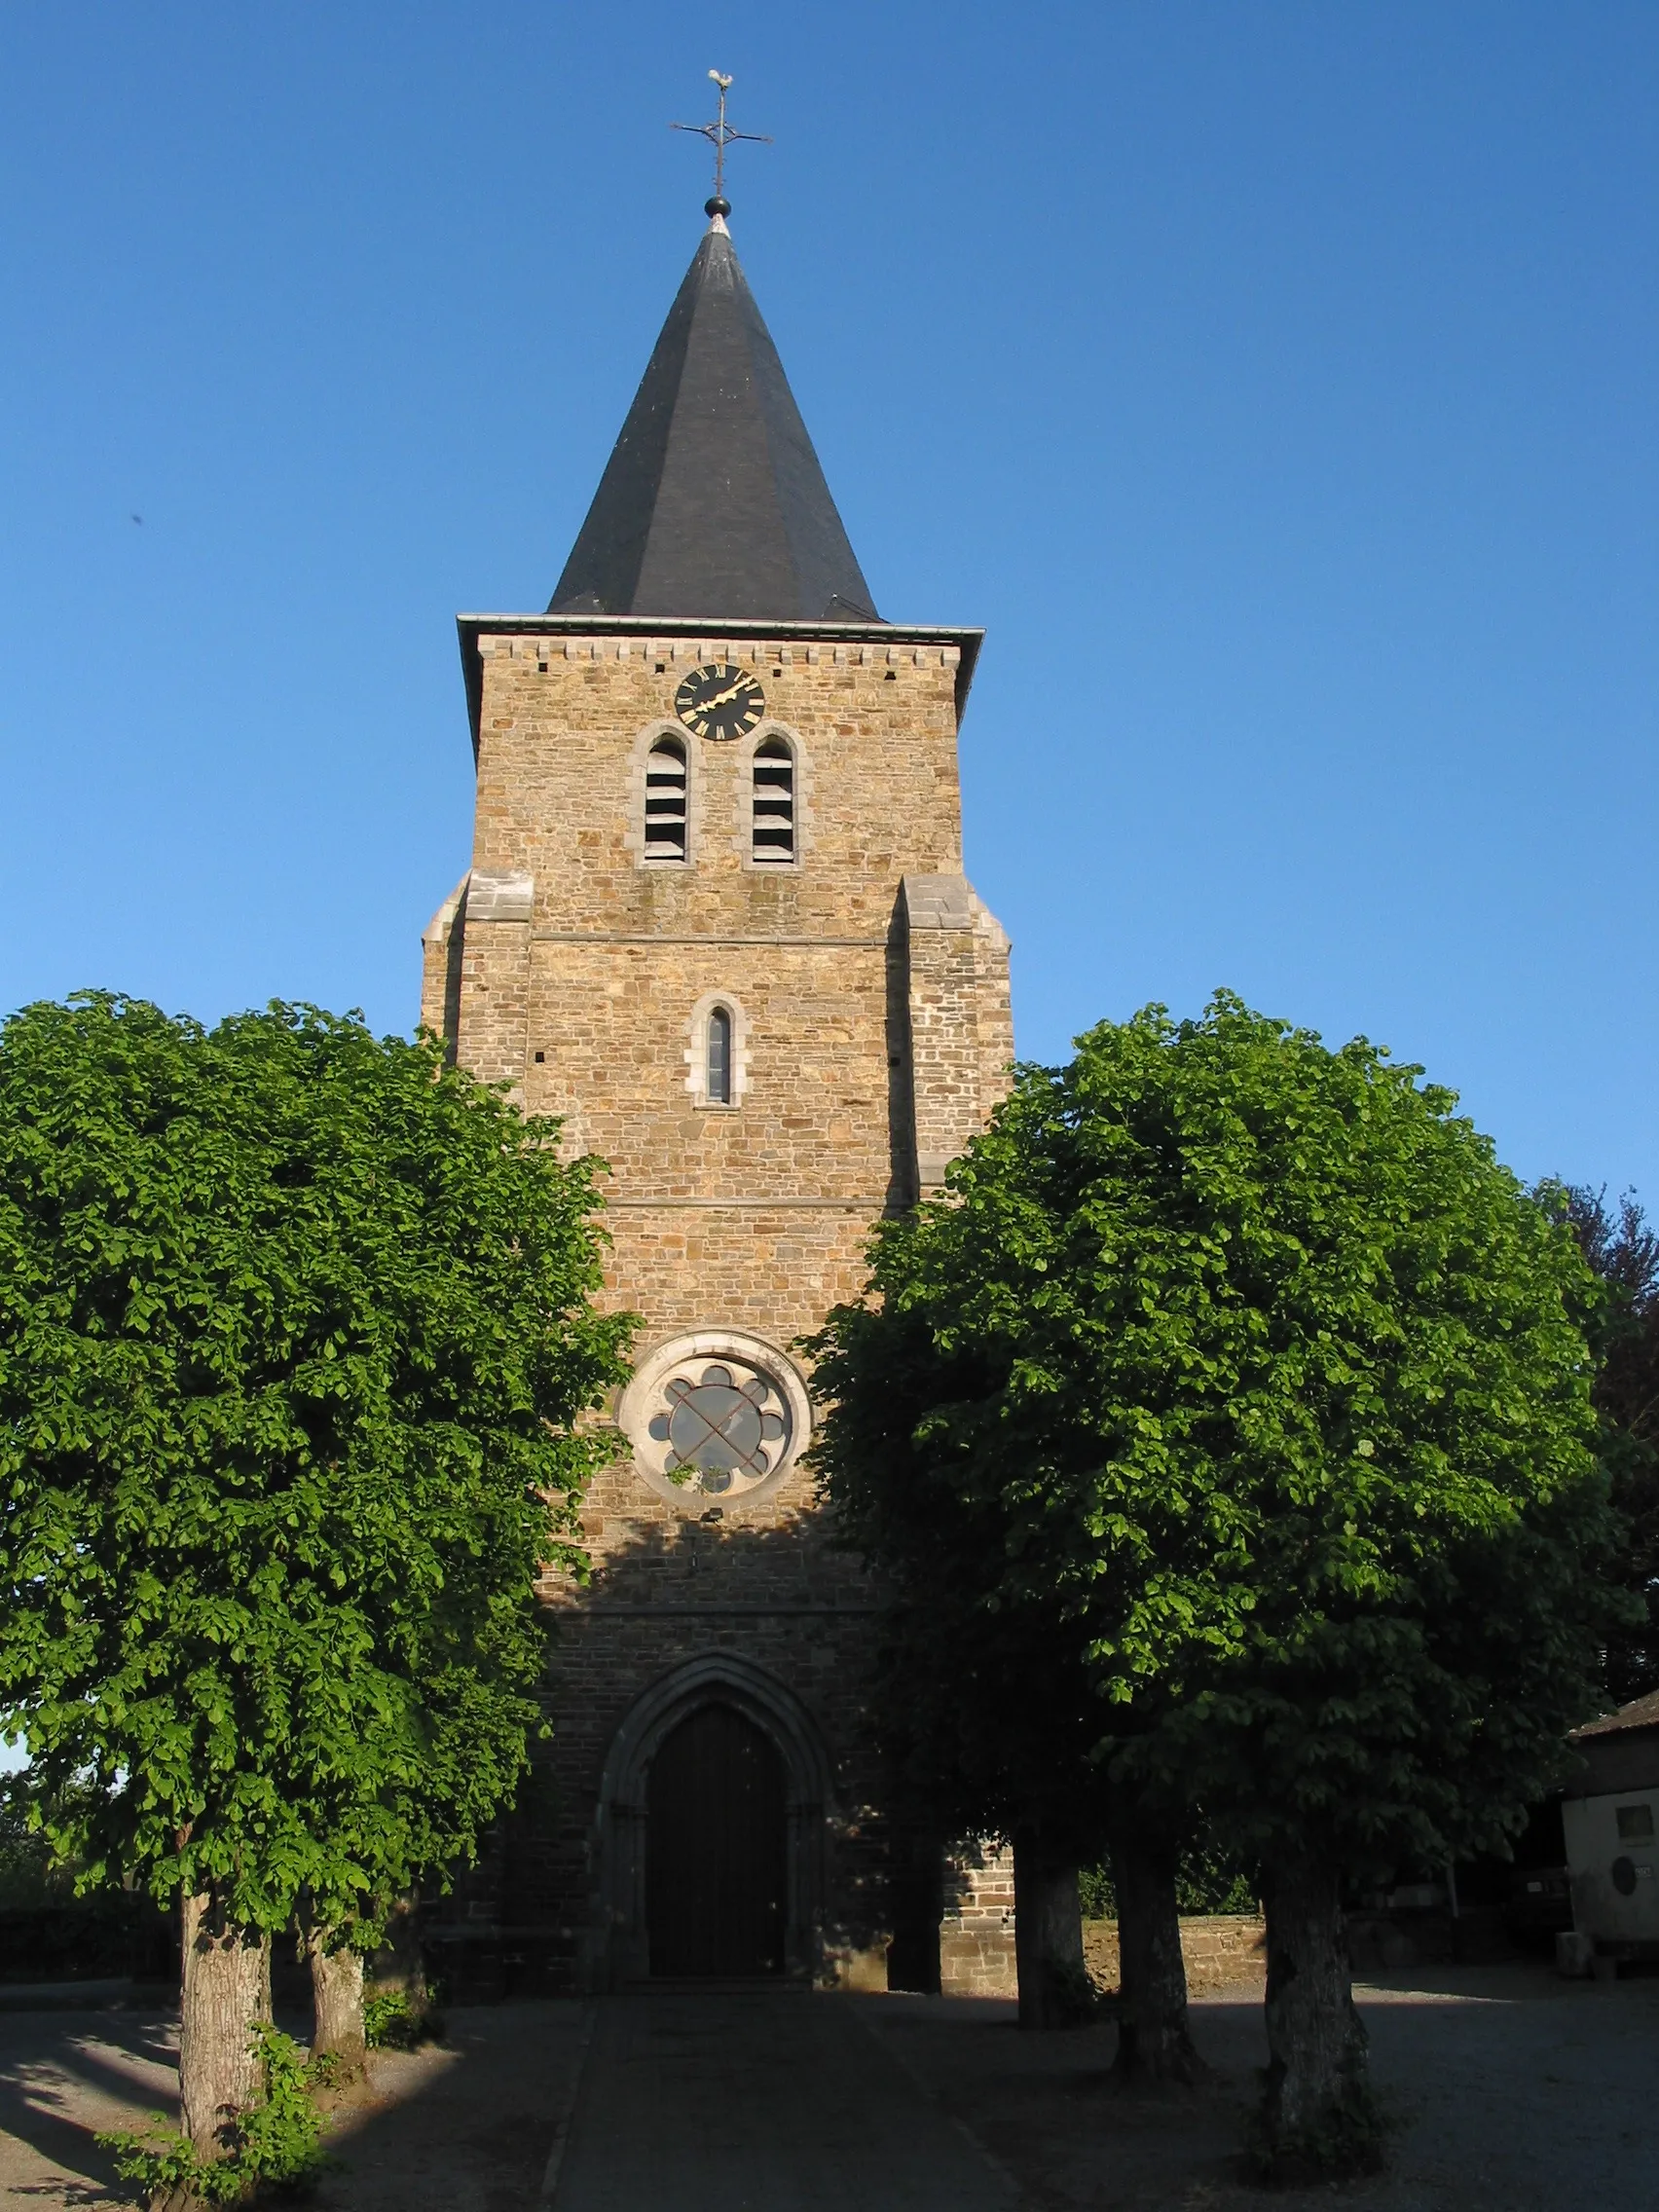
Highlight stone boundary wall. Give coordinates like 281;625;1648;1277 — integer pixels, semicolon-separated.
1083;1913;1266;1996
940;1845;1017;1997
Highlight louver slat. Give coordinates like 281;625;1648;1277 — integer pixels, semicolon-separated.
645;737;688;859
751;740;794;864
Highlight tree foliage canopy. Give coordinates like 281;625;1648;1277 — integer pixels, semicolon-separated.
0;994;633;1931
1548;1184;1659;1702
812;995;1623;1876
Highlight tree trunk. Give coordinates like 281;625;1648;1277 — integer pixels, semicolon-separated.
308;1932;367;2077
1013;1836;1091;2029
1110;1825;1206;2084
1256;1850;1381;2180
178;1892;269;2158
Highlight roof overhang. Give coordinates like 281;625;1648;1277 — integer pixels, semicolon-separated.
456;611;985;758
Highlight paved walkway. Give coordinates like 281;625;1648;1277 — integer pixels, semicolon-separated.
0;1993;177;2206
550;1990;1017;2211
0;1997;588;2212
7;1972;1659;2210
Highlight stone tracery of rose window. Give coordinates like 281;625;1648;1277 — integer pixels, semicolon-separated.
645;1360;792;1497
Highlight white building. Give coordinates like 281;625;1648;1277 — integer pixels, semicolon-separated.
1563;1689;1659;1963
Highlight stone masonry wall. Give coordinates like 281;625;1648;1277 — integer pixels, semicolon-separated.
902;875;1014;1193
940;1843;1018;1997
425;622;1014;1994
1083;1914;1268;1998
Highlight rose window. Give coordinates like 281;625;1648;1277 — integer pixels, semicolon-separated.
617;1332;811;1511
646;1361;792;1497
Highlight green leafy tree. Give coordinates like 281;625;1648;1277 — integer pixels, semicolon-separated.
0;994;633;2160
1;1764;86;1907
813;996;1621;2173
808;1288;1199;2067
1078;1834;1259;1921
1545;1184;1659;1701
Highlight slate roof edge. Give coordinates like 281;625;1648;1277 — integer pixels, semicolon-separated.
456;613;985;755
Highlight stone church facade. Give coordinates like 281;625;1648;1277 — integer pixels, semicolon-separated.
419;210;1015;1997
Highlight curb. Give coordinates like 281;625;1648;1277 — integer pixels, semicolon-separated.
536;1999;598;2208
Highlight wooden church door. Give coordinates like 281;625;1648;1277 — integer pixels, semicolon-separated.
645;1704;788;1976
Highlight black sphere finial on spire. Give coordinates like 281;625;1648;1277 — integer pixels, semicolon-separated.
672;70;771;218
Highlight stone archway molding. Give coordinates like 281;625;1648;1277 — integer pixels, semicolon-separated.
586;1650;836;1990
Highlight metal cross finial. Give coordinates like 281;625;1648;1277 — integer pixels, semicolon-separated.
671;69;771;219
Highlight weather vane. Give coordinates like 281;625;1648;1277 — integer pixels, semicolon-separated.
672;70;771;219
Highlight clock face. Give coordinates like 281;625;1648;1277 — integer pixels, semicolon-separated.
674;662;766;742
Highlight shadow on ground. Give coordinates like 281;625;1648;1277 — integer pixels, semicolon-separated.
311;2000;586;2212
4;1968;1657;2211
0;2000;178;2206
861;1962;1659;2211
0;1999;586;2212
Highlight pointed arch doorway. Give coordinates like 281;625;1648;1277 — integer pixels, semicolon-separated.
646;1703;787;1976
588;1653;834;1989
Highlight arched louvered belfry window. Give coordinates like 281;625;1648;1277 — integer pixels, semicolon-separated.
706;1006;733;1105
645;735;688;860
751;738;794;863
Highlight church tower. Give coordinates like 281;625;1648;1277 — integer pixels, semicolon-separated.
421;198;1014;1996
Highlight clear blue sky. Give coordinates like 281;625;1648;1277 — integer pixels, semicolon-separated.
2;1;1654;1200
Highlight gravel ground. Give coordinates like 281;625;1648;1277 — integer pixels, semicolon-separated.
1;1964;1653;2210
0;1995;178;2206
860;1961;1659;2210
0;1999;585;2211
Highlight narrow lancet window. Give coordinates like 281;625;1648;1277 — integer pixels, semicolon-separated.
752;739;794;863
706;1006;733;1104
645;736;688;859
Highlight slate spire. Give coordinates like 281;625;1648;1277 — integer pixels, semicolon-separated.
548;219;880;622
